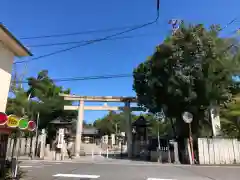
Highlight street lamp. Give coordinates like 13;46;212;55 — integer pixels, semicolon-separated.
182;111;194;164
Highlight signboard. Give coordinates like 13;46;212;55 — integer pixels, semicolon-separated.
28;121;36;131
57;128;64;149
7;115;19;128
210;108;221;136
18;118;28;130
0;112;7;126
0;114;36;132
182;112;193;124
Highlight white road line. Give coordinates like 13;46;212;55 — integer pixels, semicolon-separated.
20;166;33;168
147;179;176;180
53;174;100;178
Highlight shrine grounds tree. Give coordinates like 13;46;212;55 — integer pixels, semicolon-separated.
93;111;172;137
133;23;240;138
7;70;77;136
221;87;240;138
26;70;77;140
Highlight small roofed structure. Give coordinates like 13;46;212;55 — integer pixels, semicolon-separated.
48;117;74;137
82;127;99;144
0;24;32;57
49;117;74;126
82;127;98;135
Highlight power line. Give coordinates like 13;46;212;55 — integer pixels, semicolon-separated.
20;1;160;40
27;33;161;48
14;37;240;84
20;25;150;40
220;17;239;31
14;0;160;65
15;73;133;84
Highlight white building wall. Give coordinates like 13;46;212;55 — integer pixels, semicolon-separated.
0;42;14;112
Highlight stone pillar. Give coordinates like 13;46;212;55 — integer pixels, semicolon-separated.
111;134;115;145
20;138;26;156
104;135;109;144
75;100;84;157
124;101;132;158
40;129;46;159
173;141;180;164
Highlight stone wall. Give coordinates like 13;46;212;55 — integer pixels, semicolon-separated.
198;138;240;164
6;136;40;158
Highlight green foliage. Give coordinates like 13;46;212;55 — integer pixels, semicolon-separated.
221;94;240;138
133;23;240;137
26;70;76;129
93;111;127;135
93;111;172;137
6;88;28;117
6;70;77;138
2;161;26;180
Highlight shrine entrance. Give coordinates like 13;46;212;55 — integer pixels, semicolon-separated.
60;94;142;158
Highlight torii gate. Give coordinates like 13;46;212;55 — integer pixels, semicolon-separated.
59;94;142;158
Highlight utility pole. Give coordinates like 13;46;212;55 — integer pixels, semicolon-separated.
34;112;40;157
19;62;28;89
115;123;118;134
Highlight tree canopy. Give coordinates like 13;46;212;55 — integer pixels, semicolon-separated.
133;23;240;138
7;70;77;137
93;111;173;137
221;91;240;138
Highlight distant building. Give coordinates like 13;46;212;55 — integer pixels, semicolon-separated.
82;127;99;143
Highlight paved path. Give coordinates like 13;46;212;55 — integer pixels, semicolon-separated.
20;160;240;180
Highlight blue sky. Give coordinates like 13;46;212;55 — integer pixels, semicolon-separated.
1;0;240;122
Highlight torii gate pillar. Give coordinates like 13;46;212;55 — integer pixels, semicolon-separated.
124;101;132;158
75;100;84;157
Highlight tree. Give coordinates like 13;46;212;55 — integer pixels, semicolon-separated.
93;111;172;137
6;87;29;117
133;23;240;138
6;70;77;140
26;70;76;130
93;111;127;135
221;91;240;138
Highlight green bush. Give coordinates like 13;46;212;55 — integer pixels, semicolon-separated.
1;160;26;180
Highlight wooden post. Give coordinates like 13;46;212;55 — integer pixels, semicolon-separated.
189;123;194;164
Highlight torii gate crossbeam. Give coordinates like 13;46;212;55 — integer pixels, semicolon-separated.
60;94;142;158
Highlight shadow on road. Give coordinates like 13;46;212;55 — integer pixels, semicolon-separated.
101;153;152;162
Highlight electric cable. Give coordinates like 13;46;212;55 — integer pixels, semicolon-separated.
14;0;160;64
27;33;161;48
15;73;133;84
21;25;154;40
15;33;240;84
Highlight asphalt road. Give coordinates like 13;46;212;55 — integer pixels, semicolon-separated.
20;160;240;180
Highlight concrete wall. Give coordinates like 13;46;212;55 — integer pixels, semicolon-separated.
198;138;240;165
0;42;14;112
